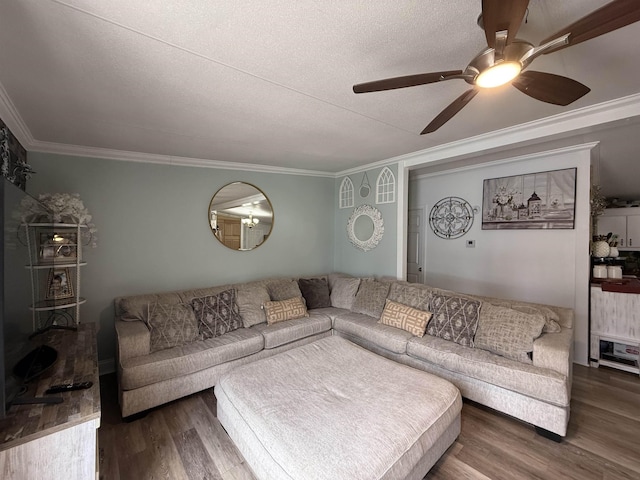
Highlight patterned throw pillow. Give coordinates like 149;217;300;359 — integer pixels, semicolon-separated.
387;282;431;311
298;277;331;309
427;293;481;347
351;280;391;318
263;297;309;325
268;279;302;301
191;289;243;339
379;299;432;337
474;303;546;364
146;303;199;352
330;277;361;309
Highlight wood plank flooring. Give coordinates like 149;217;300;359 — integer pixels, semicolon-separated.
98;364;640;480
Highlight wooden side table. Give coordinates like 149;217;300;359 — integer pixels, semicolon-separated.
0;323;101;479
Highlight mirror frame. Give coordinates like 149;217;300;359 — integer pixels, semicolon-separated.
347;204;384;252
209;182;274;251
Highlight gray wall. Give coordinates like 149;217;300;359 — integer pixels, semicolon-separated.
27;153;335;365
333;164;398;277
409;145;593;365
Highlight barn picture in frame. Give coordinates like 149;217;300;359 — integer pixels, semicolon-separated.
482;168;576;230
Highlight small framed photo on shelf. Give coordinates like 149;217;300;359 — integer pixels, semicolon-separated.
38;231;78;263
45;268;74;300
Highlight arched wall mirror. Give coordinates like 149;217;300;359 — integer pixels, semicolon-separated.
209;182;274;251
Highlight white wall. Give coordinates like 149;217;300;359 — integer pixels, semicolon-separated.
409;144;594;365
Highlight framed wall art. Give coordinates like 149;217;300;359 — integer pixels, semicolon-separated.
482;167;577;230
45;268;74;300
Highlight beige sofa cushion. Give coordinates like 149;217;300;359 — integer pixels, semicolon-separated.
387;282;431;311
236;282;270;328
120;327;264;391
351;279;390;318
118;291;183;322
333;312;412;354
146;302;199;352
252;311;332;349
474;303;545;364
267;278;302;301
329;276;360;309
407;335;569;406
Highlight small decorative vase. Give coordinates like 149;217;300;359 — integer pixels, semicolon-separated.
592;240;610;258
609;246;620;258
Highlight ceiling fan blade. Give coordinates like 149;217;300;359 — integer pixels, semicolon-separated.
421;88;478;134
512;71;590;106
353;71;462;93
481;0;529;48
540;0;640;54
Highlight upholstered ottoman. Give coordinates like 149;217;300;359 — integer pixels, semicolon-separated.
215;336;461;480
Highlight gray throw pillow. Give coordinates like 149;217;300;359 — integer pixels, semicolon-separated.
146;302;198;352
268;279;302;301
298;278;331;309
236;283;270;328
351;280;390;318
427;293;481;347
387;282;431;311
191;289;243;339
474;303;546;364
330;277;361;309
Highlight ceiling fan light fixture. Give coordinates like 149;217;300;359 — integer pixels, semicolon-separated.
475;61;522;88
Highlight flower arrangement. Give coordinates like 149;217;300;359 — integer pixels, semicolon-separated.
19;193;98;247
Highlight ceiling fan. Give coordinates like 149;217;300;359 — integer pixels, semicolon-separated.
353;0;640;134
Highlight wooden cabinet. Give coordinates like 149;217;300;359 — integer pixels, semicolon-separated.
0;323;101;479
590;285;640;375
597;208;640;249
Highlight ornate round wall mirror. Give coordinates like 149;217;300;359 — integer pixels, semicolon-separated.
209;182;274;251
347;204;384;252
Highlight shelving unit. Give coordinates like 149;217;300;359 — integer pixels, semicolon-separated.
22;222;87;331
590;284;640;375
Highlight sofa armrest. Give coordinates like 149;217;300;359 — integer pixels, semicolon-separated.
533;327;573;378
115;318;150;361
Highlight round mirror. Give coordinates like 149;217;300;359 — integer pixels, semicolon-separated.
209;182;273;251
354;215;374;241
347;204;384;252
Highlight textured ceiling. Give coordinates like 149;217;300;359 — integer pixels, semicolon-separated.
0;0;639;174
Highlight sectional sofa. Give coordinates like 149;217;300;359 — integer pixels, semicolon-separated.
114;273;573;439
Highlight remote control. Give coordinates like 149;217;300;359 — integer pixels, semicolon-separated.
45;381;93;394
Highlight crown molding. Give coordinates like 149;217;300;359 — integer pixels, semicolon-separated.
0;82;34;148
27;140;334;178
409;142;600;181
398;92;640;170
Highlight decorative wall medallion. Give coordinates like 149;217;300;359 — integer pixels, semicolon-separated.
429;197;474;239
347;204;384;252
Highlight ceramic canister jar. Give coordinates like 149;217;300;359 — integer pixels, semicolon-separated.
593;265;608;279
607;265;623;279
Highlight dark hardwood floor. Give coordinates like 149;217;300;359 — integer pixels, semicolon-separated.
98;364;640;479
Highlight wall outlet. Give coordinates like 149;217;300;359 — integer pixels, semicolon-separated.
466;240;475;248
